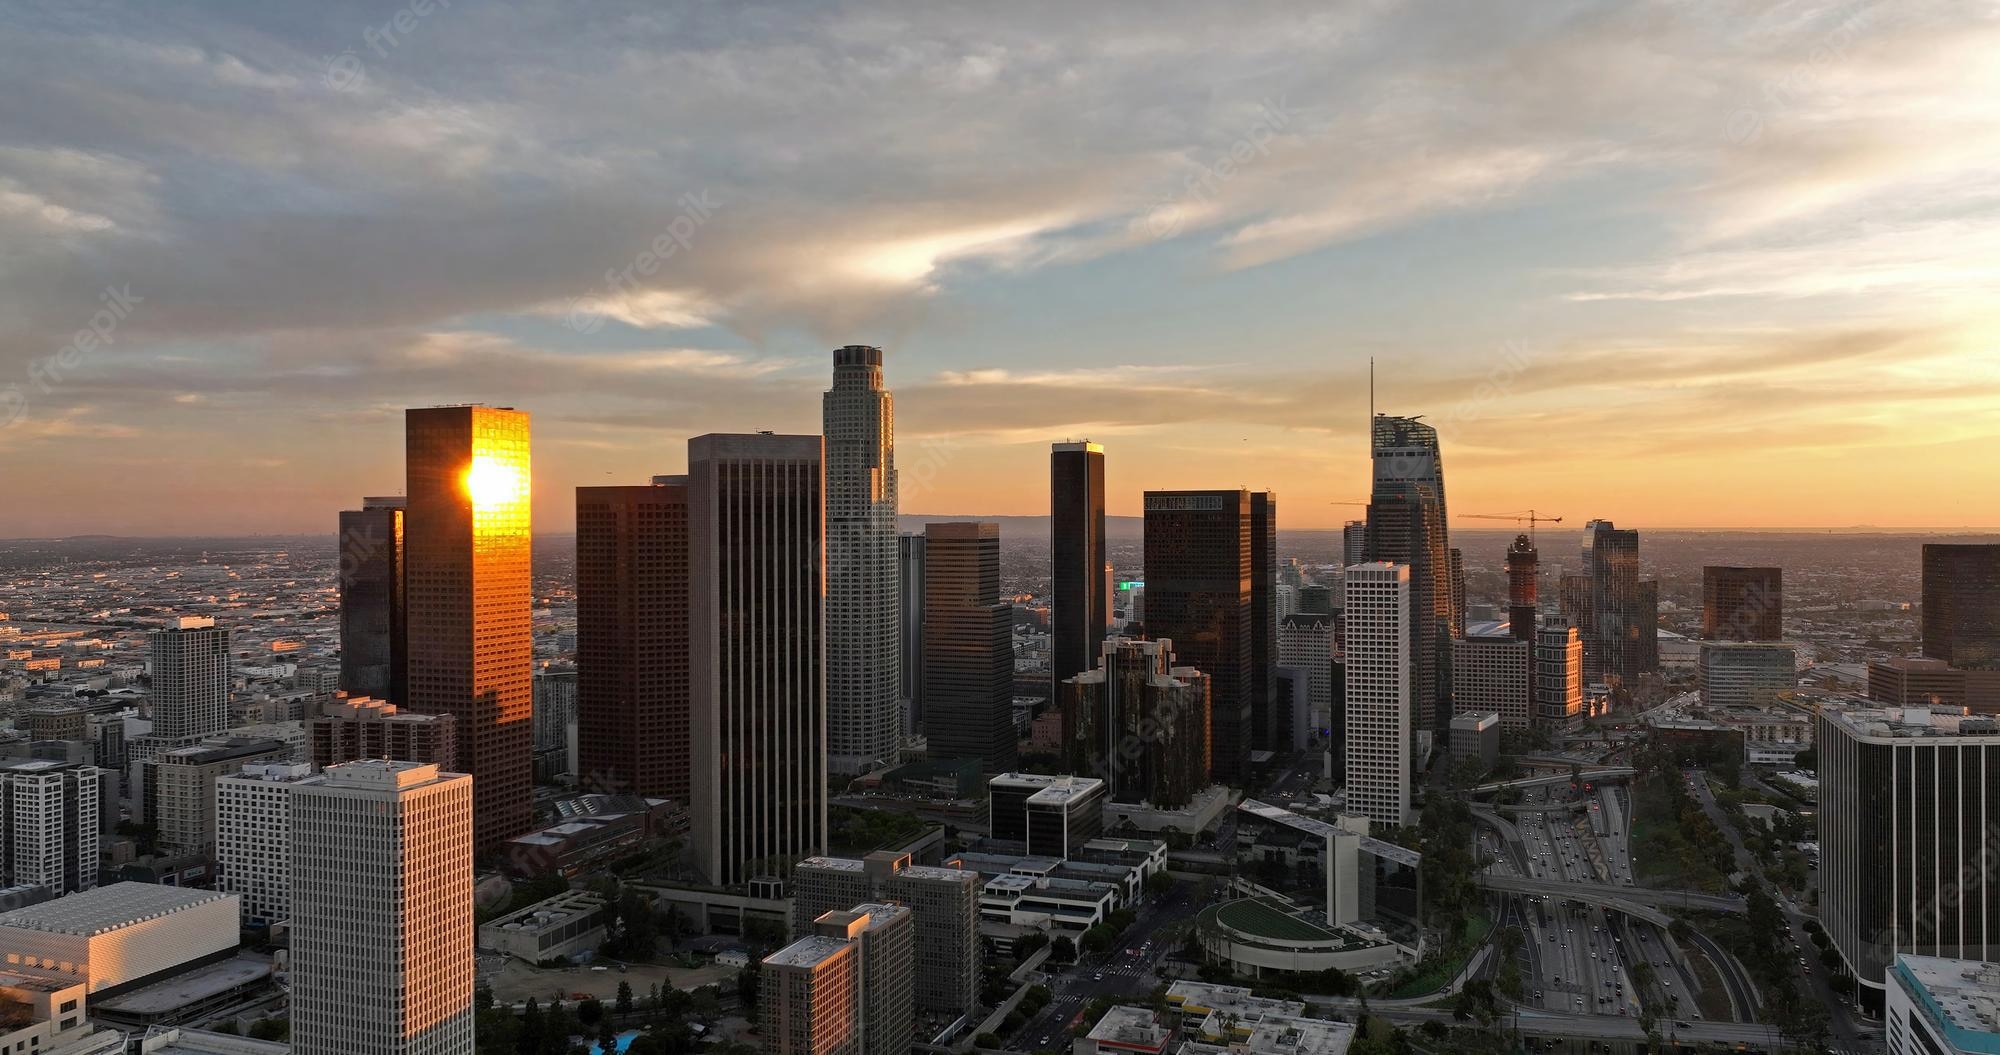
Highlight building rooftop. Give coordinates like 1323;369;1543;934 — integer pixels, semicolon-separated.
1895;955;2000;1049
763;935;852;969
1824;703;2000;741
1087;1006;1172;1049
91;955;272;1016
0;883;233;937
796;856;867;873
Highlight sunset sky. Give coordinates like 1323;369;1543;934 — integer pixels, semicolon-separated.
3;1;1997;536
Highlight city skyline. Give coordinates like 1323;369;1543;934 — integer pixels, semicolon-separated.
5;5;2000;536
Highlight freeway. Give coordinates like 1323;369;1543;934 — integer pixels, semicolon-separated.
1477;874;1747;914
1467;767;1637;795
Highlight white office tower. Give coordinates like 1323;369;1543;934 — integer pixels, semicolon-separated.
291;761;473;1055
0;760;100;894
824;345;902;777
1344;563;1413;827
148;616;229;740
1279;613;1336;731
215;763;321;927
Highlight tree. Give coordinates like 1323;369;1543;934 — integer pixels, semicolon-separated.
619;888;659;958
1013;931;1051;961
737;959;762;1008
1050;935;1077;963
578;998;604;1027
615;980;634;1015
1144;872;1176;898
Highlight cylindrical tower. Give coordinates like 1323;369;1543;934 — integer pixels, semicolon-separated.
1506;533;1538;640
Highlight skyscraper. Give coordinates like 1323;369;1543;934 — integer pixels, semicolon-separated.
1344;563;1412;827
1701;566;1783;642
290;760;474;1055
1505;534;1538;641
1278;612;1335;732
338;496;406;705
148;616;229;742
922;522;1016;771
1922;544;2000;671
403;404;533;854
1533;617;1584;725
1060;636;1211;807
688;433;827;887
1365;415;1451;733
1819;705;2000;997
1339;520;1366;571
216;762;320;927
764;904;915;1055
1143;489;1254;783
1249;491;1280;752
0;760;100;894
1051;442;1108;694
1585;520;1658;685
824;346;901;777
898;532;926;734
1448;546;1467;639
575;479;690;801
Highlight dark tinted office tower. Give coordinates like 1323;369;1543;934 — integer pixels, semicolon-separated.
1702;566;1783;642
824;346;901;777
898;532;926;732
575;479;689;801
1585;520;1657;685
1365;415;1452;733
1051;442;1107;696
1922;545;2000;670
1144;489;1253;782
688;433;827;886
1249;492;1279;751
404;405;533;854
1819;705;2000;996
922;523;1017;772
1448;547;1467;639
1061;637;1211;807
1342;521;1368;569
1506;535;1538;641
337;497;405;705
1298;585;1335;616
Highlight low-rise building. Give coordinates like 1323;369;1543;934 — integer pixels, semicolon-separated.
0;972;123;1055
988;773;1105;858
477;890;610;965
1078;1006;1176;1055
1885;954;2000;1055
0;883;240;993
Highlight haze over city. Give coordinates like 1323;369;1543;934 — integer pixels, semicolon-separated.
5;2;2000;536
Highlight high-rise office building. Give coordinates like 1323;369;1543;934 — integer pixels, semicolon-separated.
338;497;406;706
530;666;576;781
310;695;457;771
1051;442;1108;694
216;762;320;927
764;903;915;1055
1365;416;1451;733
1344;563;1412;827
1819;705;2000;997
1454;634;1532;730
1698;643;1797;708
1533;617;1584;725
1448;546;1467;640
1298;584;1336;617
1922;544;2000;671
987;773;1106;856
921;522;1016;771
0;760;100;895
145;737;292;853
404;404;533;854
898;532;926;734
825;346;902;777
291;760;474;1055
1278;613;1336;732
688;433;827;887
791;853;982;1018
1249;491;1280;752
575;479;690;800
1060;637;1211;807
1143;489;1254;782
148;616;229;742
1701;566;1783;642
1342;521;1368;569
1585;520;1658;685
1867;657;1993;712
1505;535;1538;641
1885;955;2000;1055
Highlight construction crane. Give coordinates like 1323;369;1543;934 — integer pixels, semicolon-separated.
1464;509;1564;543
